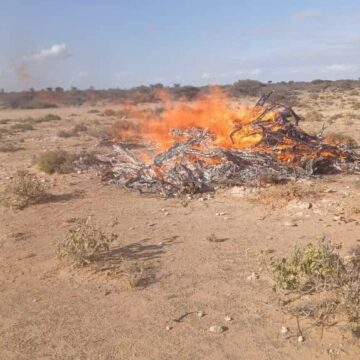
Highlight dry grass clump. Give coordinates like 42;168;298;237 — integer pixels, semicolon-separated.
57;123;88;138
37;150;77;174
0;142;23;153
265;240;360;335
1;170;48;209
42;113;61;121
324;132;358;148
255;182;324;207
57;217;117;266
10;123;34;132
304;110;324;122
351;101;360;110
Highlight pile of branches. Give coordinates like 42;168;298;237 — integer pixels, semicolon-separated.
106;94;359;196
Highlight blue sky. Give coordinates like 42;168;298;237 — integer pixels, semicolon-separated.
1;0;360;90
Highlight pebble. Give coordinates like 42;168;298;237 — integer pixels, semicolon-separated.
208;325;226;334
224;315;233;322
297;335;304;343
280;326;288;334
197;311;205;318
166;326;172;331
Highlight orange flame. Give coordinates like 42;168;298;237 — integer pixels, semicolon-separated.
113;88;350;165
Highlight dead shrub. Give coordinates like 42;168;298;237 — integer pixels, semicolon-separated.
57;217;117;266
1;170;48;209
37;150;77;174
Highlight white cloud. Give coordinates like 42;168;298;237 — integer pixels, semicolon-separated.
291;11;322;21
28;43;68;61
322;64;358;73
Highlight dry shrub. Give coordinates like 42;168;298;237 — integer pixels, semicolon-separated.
265;240;360;334
324;132;358;148
37;150;77;174
1;170;48;209
57;217;117;266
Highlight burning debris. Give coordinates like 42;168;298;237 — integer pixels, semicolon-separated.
105;92;359;196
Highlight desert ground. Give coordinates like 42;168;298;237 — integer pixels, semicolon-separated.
0;90;359;359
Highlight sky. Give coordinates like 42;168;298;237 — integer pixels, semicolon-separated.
1;0;360;91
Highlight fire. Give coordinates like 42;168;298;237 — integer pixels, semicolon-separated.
113;88;353;166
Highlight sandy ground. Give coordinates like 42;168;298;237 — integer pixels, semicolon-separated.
0;98;359;359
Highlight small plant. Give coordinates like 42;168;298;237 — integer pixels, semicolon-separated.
57;217;117;266
1;170;48;209
265;240;360;334
37;150;77;174
270;240;345;292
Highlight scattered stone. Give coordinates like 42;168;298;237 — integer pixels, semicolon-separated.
208;325;226;334
224;315;233;322
280;326;289;334
166;326;172;331
297;335;304;343
197;311;205;318
216;212;226;216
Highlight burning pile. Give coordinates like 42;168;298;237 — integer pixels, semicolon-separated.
107;91;359;196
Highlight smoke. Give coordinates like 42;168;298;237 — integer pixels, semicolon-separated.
27;43;69;61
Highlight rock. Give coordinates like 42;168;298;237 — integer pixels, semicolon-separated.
197;311;205;318
208;325;226;334
224;315;233;322
297;335;304;343
166;326;172;331
246;272;259;281
280;326;288;334
283;221;297;227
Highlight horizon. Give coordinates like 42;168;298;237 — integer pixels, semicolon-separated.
1;0;360;91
